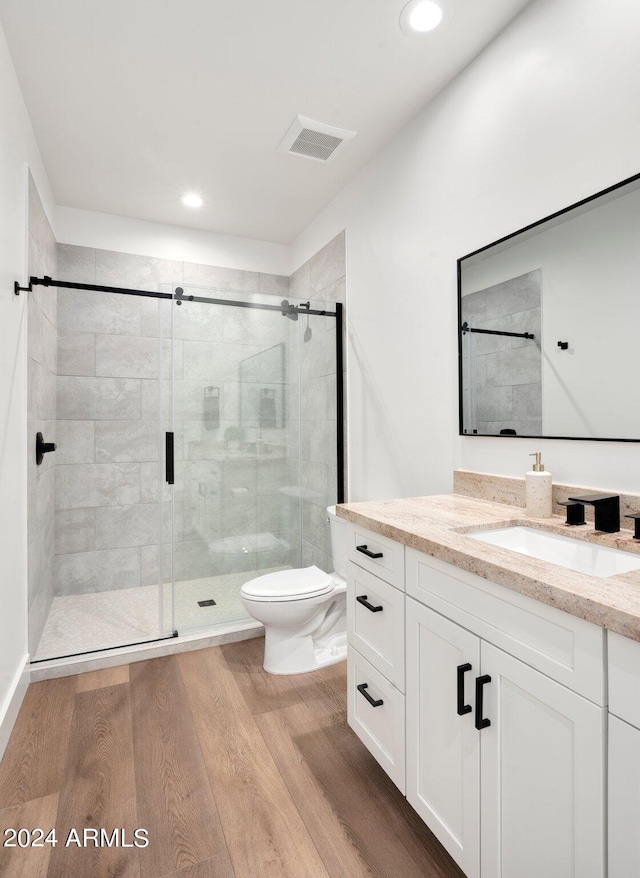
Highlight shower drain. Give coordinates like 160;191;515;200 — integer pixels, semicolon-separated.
198;599;216;607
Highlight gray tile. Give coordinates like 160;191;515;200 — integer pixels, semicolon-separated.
220;497;259;538
256;458;288;496
173;539;215;580
58;330;95;376
56;508;96;554
300;419;337;466
481;269;541;318
222;307;287;346
182;262;260;293
95;334;159;379
28;358;56;422
289;261;310;300
140;461;172;504
57;376;141;419
56;420;95;464
181;340;260;382
94;249;182;289
94;504;159;549
58;289;141;335
485;345;542;387
474;308;541;355
319;276;345;305
28;584;53;657
474;386;513;421
300;327;335;379
301;539;330;574
221;459;257;499
302;500;331;555
259;273;289;296
36;466;56;534
54;547;141;595
460;289;487;324
308;232;345;295
95;419;159;463
57;244;96;284
513;382;543;421
27;517;54;608
28;475;38;547
172;300;224;342
56;463;140;509
259;494;291;534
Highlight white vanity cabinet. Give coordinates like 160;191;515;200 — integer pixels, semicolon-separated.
344;518;608;878
346;523;406;793
406;596;605;878
608;632;640;877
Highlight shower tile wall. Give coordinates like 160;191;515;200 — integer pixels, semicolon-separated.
54;244;296;595
461;269;542;436
27;175;58;654
290;231;346;572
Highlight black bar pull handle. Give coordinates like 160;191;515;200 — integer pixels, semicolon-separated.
356;544;383;559
475;675;492;730
165;432;175;485
356;595;384;613
457;663;472;716
357;683;384;708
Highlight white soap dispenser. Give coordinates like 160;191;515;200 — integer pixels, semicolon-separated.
526;452;553;518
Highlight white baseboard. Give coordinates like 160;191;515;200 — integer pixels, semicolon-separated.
0;654;30;762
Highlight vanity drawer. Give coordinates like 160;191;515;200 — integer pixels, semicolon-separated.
406;548;605;705
347;562;405;692
609;632;640;729
347;646;405;793
346;522;405;589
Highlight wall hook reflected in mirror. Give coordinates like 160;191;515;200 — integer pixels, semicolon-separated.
558;341;569;350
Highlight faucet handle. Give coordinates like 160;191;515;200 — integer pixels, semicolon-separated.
558;500;586;526
625;514;640;541
568;494;620;533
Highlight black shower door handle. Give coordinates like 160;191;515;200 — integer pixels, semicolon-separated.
356;544;383;559
356;595;383;613
456;663;472;716
475;675;492;730
165;432;174;484
357;683;384;708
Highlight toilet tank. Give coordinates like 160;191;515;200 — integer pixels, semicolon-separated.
326;505;347;579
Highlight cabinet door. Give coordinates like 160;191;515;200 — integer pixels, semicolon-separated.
609;715;640;877
480;642;605;878
406;598;481;878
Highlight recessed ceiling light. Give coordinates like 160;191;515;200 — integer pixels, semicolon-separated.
181;193;203;207
400;0;443;35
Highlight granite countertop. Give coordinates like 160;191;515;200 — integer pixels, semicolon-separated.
336;494;640;642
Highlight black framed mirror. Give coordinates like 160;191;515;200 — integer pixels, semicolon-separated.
458;171;640;442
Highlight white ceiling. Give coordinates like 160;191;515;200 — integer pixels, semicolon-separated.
0;0;532;244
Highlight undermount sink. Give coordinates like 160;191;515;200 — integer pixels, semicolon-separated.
468;525;640;578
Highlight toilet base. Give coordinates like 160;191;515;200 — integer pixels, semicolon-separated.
263;630;347;675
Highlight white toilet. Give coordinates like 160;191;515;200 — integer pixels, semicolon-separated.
241;506;347;675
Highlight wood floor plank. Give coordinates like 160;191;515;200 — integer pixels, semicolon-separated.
160;850;236;878
0;793;58;878
177;647;329;878
129;656;228;878
257;697;463;878
220;638;301;716
47;683;140;878
75;664;129;693
0;677;77;808
299;696;467;878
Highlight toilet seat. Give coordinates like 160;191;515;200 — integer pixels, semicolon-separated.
241;566;334;602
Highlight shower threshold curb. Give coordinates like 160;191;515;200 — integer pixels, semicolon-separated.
29;620;264;682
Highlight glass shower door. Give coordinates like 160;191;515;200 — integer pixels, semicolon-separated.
166;286;301;635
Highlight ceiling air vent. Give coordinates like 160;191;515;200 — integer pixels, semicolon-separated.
277;116;356;163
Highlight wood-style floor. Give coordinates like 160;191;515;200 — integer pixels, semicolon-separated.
0;638;465;878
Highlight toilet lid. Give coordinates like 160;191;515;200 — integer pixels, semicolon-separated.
241;566;334;600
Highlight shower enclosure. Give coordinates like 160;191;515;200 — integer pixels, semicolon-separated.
32;275;343;662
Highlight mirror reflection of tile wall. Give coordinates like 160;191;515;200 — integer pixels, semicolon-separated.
462;269;542;436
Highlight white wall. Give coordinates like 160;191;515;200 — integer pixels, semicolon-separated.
56;206;290;276
291;0;640;500
0;20;54;752
462;184;640;439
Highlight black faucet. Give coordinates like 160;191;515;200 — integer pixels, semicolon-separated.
568;494;620;533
